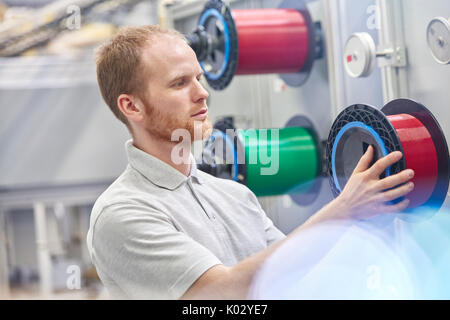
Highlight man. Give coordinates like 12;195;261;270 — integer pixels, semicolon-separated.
87;25;414;299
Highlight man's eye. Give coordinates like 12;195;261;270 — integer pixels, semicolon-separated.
174;80;186;87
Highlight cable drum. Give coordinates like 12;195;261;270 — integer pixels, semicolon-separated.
240;126;319;197
327;99;449;213
198;116;323;204
382;99;449;210
385;114;438;208
233;8;310;75
188;0;320;90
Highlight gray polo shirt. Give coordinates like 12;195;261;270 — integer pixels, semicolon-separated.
87;140;286;299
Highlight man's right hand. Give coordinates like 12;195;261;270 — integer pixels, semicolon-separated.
332;145;415;220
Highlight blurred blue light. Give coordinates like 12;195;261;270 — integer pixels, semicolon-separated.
249;208;450;299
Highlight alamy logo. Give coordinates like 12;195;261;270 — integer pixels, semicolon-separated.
366;5;381;30
66;265;81;290
171;121;280;176
66;5;81;30
366;265;381;290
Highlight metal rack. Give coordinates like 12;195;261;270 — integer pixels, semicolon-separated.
0;180;113;297
0;54;96;89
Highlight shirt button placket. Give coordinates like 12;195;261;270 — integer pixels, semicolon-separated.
187;178;216;220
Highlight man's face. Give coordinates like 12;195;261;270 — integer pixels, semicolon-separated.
138;35;212;142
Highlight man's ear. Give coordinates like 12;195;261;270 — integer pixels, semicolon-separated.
117;94;145;123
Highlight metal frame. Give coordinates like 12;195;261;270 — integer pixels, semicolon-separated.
0;209;9;298
0;181;112;211
376;0;409;102
33;202;52;296
0;55;96;90
323;0;347;118
0;181;112;296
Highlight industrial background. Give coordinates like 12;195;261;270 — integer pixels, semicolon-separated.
0;0;449;299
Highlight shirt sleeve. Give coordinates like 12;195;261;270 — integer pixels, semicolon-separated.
247;190;287;246
91;202;222;300
262;211;287;246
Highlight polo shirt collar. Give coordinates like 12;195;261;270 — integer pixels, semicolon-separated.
189;155;203;185
125;140;203;190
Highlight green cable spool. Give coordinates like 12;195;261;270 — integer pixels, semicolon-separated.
238;126;319;196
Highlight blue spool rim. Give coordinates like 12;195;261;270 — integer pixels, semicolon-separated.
210;130;239;181
198;8;231;80
332;121;390;192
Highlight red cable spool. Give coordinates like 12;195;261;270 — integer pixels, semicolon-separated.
233;9;309;75
327;99;449;215
382;99;449;212
189;0;321;90
386;114;438;208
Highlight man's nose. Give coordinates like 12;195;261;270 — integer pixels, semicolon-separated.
193;80;209;102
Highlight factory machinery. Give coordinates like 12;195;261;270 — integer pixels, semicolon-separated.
186;0;324;90
198;98;449;215
191;0;450;215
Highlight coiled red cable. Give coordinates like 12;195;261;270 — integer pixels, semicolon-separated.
233;9;309;75
387;114;438;208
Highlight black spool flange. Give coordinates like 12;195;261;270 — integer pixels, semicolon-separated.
192;0;239;90
285;115;323;206
197;117;247;184
189;0;322;90
327;99;450;214
326;104;405;198
278;0;320;87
